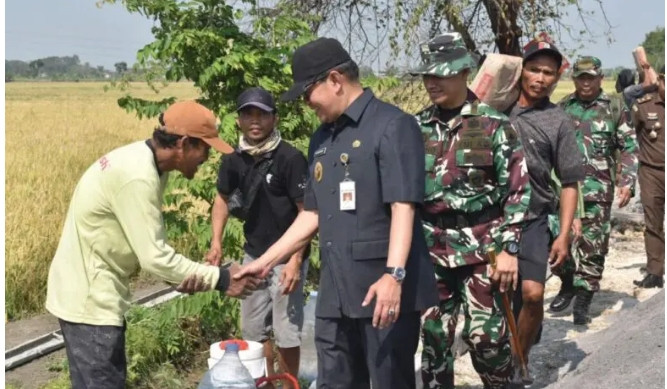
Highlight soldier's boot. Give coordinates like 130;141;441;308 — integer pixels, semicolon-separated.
572;289;594;325
549;274;575;312
633;273;665;288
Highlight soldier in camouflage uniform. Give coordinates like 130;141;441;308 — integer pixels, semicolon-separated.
549;57;639;325
410;33;531;389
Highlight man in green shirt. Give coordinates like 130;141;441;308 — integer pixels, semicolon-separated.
46;101;259;389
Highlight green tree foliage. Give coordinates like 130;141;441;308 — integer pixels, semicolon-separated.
101;0;322;264
115;61;129;74
29;59;45;77
641;27;665;70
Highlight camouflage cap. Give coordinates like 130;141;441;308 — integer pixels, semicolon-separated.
410;32;477;77
572;56;603;78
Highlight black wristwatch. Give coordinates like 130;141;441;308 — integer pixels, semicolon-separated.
385;267;406;283
504;241;520;255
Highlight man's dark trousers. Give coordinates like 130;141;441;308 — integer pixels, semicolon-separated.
59;319;126;389
315;311;420;389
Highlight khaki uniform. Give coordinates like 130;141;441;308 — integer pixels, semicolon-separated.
632;92;665;276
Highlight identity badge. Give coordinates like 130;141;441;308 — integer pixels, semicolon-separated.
339;180;356;211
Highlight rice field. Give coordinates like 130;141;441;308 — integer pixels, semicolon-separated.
4;79;616;319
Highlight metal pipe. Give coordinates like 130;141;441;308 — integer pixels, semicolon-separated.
5;286;182;371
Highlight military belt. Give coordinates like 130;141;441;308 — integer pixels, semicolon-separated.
422;205;503;229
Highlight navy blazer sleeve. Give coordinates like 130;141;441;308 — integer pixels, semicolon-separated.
379;114;425;204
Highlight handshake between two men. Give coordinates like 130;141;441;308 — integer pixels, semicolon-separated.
174;261;264;298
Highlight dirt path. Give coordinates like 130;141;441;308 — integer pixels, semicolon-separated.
452;217;662;388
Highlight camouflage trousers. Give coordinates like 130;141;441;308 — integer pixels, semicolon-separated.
548;202;612;292
421;262;512;389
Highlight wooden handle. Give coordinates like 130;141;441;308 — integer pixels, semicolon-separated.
487;245;530;382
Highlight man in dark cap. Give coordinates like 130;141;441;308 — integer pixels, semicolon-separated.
505;39;584;373
206;87;310;387
236;37;438;388
632;66;665;288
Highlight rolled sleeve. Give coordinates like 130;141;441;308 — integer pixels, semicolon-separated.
554;119;585;184
493;121;530;244
615;107;639;189
379;114;425;204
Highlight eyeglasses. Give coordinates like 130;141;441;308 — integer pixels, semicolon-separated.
303;73;330;102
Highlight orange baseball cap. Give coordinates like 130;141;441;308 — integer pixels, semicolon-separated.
162;101;234;154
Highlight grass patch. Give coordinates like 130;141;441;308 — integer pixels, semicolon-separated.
36;290;240;389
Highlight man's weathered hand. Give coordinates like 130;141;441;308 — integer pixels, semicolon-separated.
616;186;632;208
226;263;261;298
205;243;222;266
279;260;302;295
549;235;569;268
362;274;401;329
176;274;209;294
489;250;518;293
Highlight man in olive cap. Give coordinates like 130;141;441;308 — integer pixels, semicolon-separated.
46;101;259;389
411;32;531;389
548;56;638;325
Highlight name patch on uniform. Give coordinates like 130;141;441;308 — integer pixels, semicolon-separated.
648;112;659;120
314;147;327;157
455;149;493;167
457;136;492;149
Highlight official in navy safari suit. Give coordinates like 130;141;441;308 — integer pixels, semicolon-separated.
236;38;438;389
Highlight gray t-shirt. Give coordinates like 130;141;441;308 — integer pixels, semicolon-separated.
507;98;585;219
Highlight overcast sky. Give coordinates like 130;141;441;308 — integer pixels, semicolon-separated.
5;0;666;71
